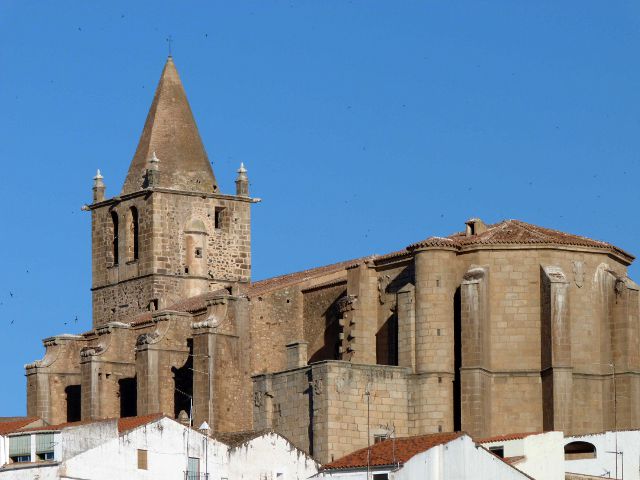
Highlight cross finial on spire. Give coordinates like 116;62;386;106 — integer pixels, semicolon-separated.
166;35;173;57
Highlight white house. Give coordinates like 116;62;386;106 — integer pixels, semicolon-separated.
0;414;319;480
479;431;565;480
317;432;533;480
563;430;640;480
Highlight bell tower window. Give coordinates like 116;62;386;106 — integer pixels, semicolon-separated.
128;207;139;262
111;211;119;266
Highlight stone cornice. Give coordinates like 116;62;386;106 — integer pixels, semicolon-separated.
87;187;255;210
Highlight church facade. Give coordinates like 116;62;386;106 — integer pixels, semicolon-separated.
25;58;640;463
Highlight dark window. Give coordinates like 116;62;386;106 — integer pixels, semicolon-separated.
119;377;137;418
130;207;139;261
195;247;202;258
373;474;389;480
374;434;387;444
111;211;119;266
11;455;30;463
172;339;193;419
489;446;505;458
565;441;596;460
214;207;224;229
38;451;54;461
65;385;81;422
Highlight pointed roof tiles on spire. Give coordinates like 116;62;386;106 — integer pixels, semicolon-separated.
121;57;218;194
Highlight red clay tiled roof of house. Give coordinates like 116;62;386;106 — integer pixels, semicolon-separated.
323;432;463;470
13;413;165;435
16;419;108;434
248;257;370;296
0;418;40;435
478;431;542;443
504;455;526;465
118;413;165;433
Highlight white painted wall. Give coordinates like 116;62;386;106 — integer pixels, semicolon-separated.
227;432;319;480
518;432;564;480
564;430;640;480
482;432;564;480
0;418;318;480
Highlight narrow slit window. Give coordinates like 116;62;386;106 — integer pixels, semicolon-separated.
111;211;119;266
129;206;139;261
214;207;225;230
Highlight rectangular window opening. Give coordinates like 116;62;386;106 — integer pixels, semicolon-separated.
373;434;387;444
138;449;148;470
214;207;225;230
187;457;199;480
489;446;505;458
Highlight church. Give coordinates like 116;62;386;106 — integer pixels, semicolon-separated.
25;57;640;464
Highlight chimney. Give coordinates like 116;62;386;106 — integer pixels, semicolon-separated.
465;218;487;237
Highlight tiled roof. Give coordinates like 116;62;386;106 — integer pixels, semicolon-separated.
408;219;633;262
504;455;526;465
248;257;368;296
0;418;40;435
118;413;165;433
323;432;463;470
16;419;107;434
14;413;164;435
478;431;542;443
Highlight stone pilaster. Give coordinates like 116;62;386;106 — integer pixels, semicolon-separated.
540;265;572;432
460;265;490;438
343;261;378;364
396;284;416;371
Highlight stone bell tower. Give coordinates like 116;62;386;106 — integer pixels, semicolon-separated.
89;57;252;327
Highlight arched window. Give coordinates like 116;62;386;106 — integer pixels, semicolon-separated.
564;441;597;460
111;211;119;266
129;207;139;261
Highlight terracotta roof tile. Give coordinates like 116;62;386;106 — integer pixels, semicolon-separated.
504;455;526;465
118;413;165;433
449;220;633;260
0;418;40;435
14;413;165;435
323;432;463;470
406;219;633;263
248;257;368;296
16;419;108;434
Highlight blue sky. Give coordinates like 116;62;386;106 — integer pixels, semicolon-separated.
0;1;638;415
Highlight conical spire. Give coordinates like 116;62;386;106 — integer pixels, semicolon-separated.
121;57;218;194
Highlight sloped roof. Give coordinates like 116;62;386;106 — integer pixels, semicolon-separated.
13;414;164;435
410;219;633;263
0;418;40;435
122;57;218;195
118;413;165;433
248;257;368;296
322;432;463;470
